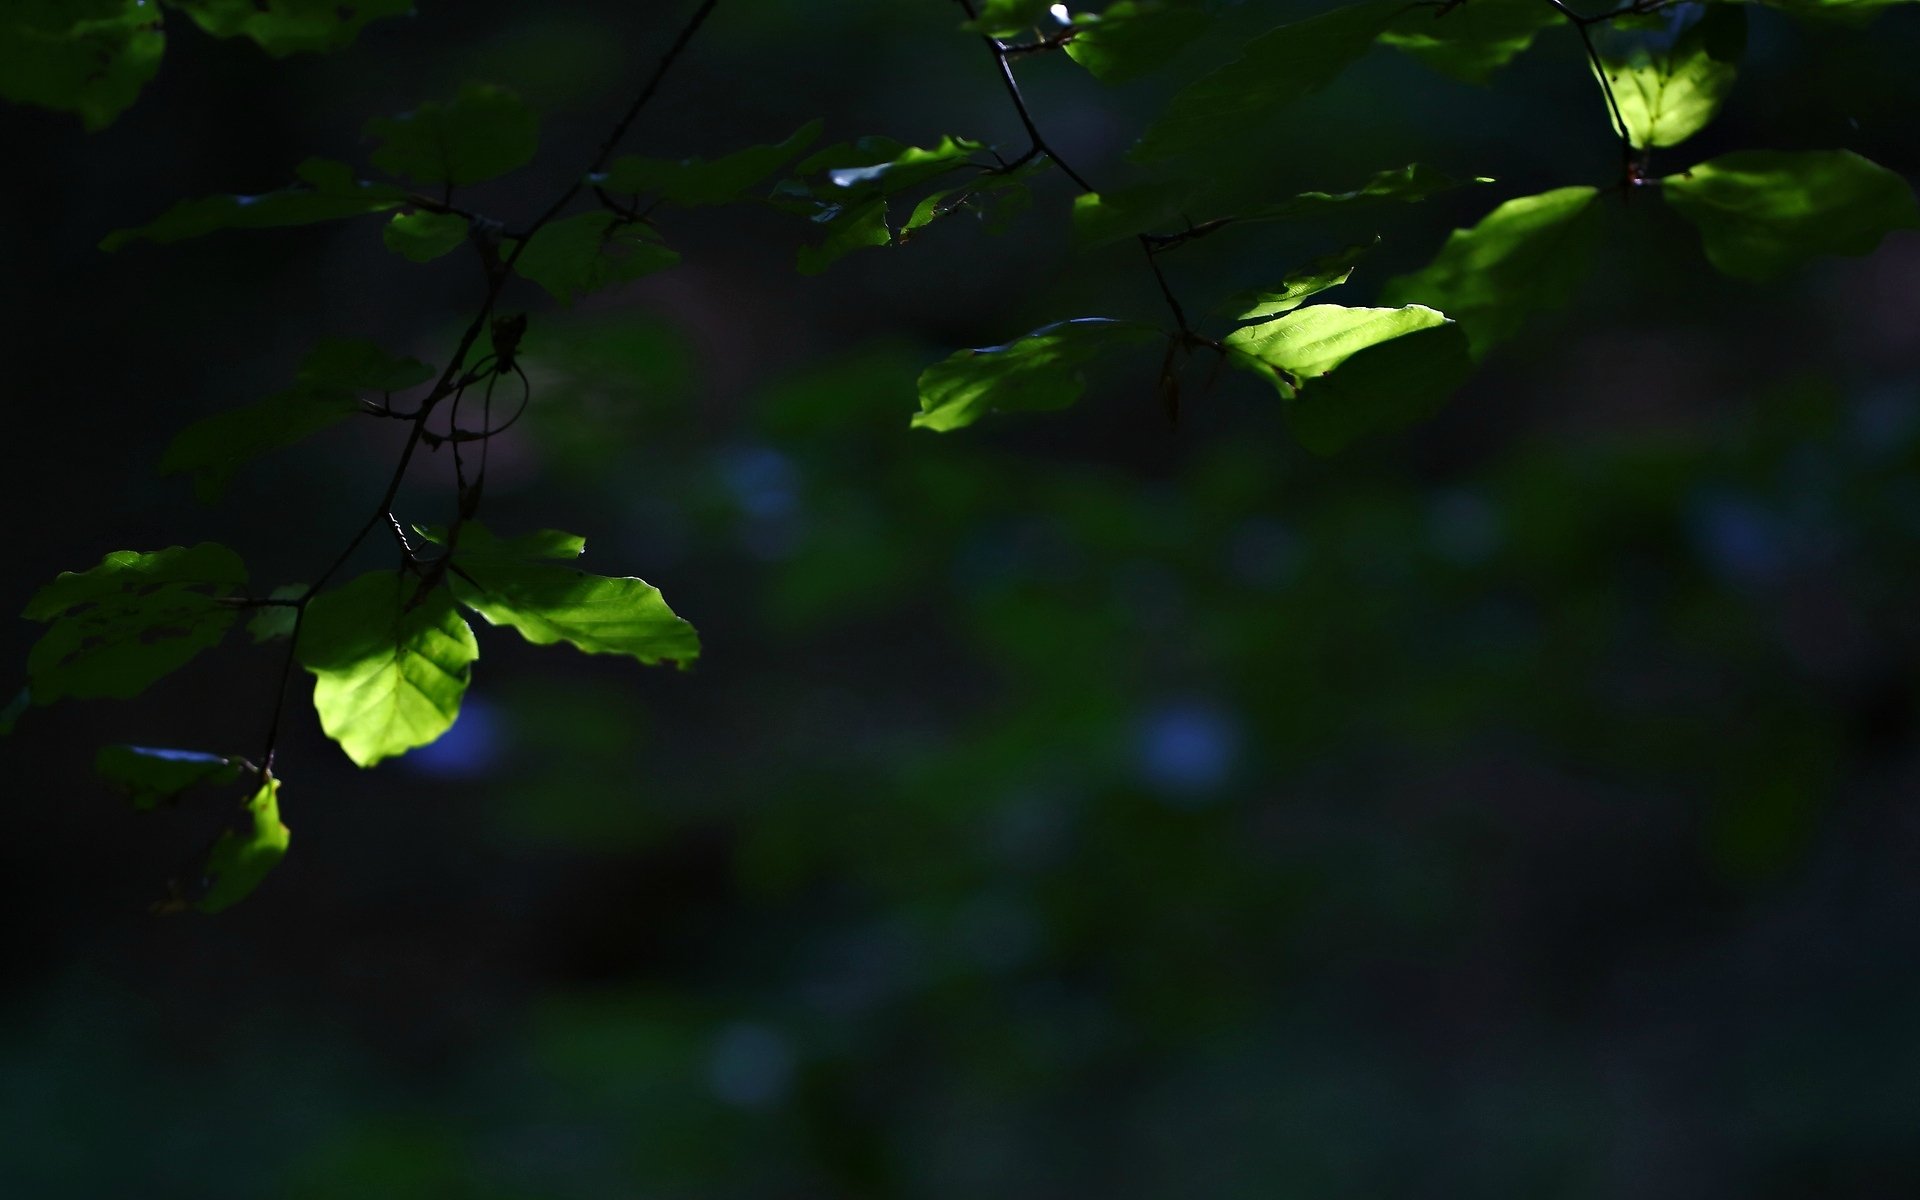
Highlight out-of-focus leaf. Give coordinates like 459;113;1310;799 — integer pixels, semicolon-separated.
95;744;243;810
599;120;823;206
382;210;469;262
1382;186;1603;357
1219;240;1378;322
1064;1;1210;82
22;544;246;704
1131;0;1403;162
367;84;538;187
172;0;411;55
0;0;164;130
449;523;699;667
299;572;477;767
1662;149;1920;280
913;318;1159;432
1595;3;1746;148
511;212;681;304
101;158;408;250
1225;304;1472;452
162;338;434;502
1380;0;1560;84
194;775;290;913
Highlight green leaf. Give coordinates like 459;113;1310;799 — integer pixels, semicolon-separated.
247;585;305;643
1381;186;1603;358
964;0;1059;37
1757;0;1919;26
777;136;990;272
171;0;411;56
0;687;26;735
598;120;823;207
95;744;244;810
22;544;247;704
195;775;290;914
382;210;470;262
449;523;699;667
1662;149;1920;281
511;212;681;304
162;338;433;502
367;84;538;188
298;572;478;767
101;158;409;251
1219;239;1378;322
913;318;1160;432
1595;3;1745;149
1072;165;1478;249
1130;0;1403;163
1064;1;1210;83
1379;0;1560;85
1223;304;1473;452
901;160;1043;239
0;0;164;130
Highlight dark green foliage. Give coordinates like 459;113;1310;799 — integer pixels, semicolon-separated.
367;84;540;187
511;213;682;304
1663;148;1920;279
914;320;1160;432
100;159;408;251
94;745;244;811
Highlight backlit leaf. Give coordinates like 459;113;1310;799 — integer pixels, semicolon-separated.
1224;304;1473;452
0;0;164;130
1595;2;1746;149
367;84;538;187
448;524;698;667
511;212;681;304
22;544;247;704
101;158;408;251
599;120;823;207
1662;149;1920;280
95;744;244;810
299;572;477;767
194;775;290;914
171;0;411;56
1380;0;1560;84
382;210;470;262
1381;186;1603;357
1131;0;1403;163
1219;240;1378;322
1064;1;1210;82
913;318;1159;432
162;338;433;501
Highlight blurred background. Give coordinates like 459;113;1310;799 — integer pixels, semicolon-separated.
4;1;1920;1195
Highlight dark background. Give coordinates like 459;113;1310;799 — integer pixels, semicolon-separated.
4;1;1919;1195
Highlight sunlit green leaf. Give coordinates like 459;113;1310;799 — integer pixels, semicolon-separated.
449;524;698;667
172;0;411;56
1064;1;1210;82
162;338;434;501
367;84;538;187
101;158;408;251
22;544;247;704
776;136;991;272
1595;3;1745;148
1662;149;1920;280
599;120;823;206
382;210;469;262
1382;186;1603;357
913;318;1159;432
1380;0;1560;84
0;0;164;130
1219;240;1378;322
195;775;290;914
299;572;477;767
511;212;681;304
1224;304;1473;452
1131;0;1403;162
95;744;243;810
